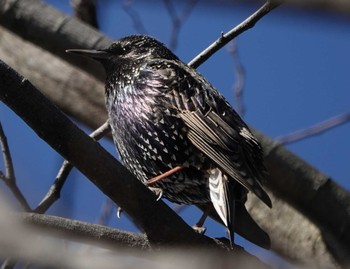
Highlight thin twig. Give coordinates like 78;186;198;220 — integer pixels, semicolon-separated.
188;1;281;69
122;0;148;34
35;121;111;213
34;160;73;213
0;121;15;183
227;41;246;117
0;121;31;211
90;120;111;140
276;113;350;145
163;0;198;50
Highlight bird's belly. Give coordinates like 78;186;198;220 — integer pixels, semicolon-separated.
110;112;211;204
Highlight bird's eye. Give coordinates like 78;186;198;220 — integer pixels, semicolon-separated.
106;43;129;55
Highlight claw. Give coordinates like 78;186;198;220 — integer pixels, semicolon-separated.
193;224;207;234
148;187;163;201
117;207;123;219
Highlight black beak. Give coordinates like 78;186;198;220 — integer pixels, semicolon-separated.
65;49;109;60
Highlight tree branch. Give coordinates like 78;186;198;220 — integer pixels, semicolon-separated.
0;26;107;129
254;129;350;265
122;0;148;34
188;1;281;69
0;0;111;81
227;41;246;117
275;113;350;145
35;121;110;213
0;121;31;211
20;212;150;249
71;0;98;29
163;0;198;50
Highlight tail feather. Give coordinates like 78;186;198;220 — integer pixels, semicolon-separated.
208;168;236;246
208;168;270;248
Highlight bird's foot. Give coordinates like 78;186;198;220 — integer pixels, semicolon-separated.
192;224;207;234
148;187;163;201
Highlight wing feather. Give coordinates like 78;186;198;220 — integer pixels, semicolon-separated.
141;59;271;208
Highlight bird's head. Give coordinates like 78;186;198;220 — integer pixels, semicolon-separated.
66;35;178;71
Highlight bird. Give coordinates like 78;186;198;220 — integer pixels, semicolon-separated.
66;35;272;248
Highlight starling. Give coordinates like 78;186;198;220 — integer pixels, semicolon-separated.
67;35;271;248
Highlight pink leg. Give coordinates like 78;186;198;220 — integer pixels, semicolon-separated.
146;166;184;185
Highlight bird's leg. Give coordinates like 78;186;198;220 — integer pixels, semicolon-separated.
119;166;184;217
146;166;184;185
193;205;213;234
146;166;184;200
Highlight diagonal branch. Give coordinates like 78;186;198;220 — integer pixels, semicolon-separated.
20;212;150;249
227;41;246;117
0;121;31;211
188;1;281;68
275;113;350;145
0;122;15;183
122;0;148;34
163;0;198;50
35;121;110;213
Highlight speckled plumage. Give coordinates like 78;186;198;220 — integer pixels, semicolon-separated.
67;35;271;247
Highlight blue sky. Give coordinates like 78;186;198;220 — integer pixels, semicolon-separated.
0;0;349;266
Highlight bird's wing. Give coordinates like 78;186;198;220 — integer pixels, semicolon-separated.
180;109;271;208
141;60;271;208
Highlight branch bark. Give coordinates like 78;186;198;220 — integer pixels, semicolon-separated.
0;0;111;81
20;212;150;249
0;26;106;129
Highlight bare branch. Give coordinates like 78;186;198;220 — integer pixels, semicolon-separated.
227;41;245;117
20;212;150;249
35;121;111;213
71;0;98;29
246;193;339;268
276;113;350;145
253;128;350;266
0;0;112;81
2;212;273;269
0;122;15;183
90;120;111;140
0;26;107;130
34;160;72;214
188;1;281;69
122;0;148;34
163;0;198;50
0;121;31;211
